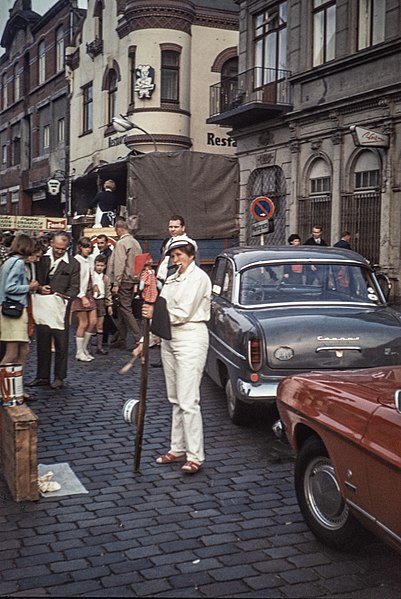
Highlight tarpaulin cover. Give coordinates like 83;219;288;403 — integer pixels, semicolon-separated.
127;151;239;239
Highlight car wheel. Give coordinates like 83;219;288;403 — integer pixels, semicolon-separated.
225;379;248;425
295;436;363;550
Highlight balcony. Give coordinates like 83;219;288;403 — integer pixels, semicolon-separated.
86;38;103;60
207;67;292;128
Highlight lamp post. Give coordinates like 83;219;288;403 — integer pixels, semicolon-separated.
112;115;158;152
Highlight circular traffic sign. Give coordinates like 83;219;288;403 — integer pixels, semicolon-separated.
250;196;275;221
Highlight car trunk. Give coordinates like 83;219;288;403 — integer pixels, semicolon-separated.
252;306;401;371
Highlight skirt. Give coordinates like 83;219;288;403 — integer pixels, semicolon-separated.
0;307;29;342
95;298;106;317
71;277;97;313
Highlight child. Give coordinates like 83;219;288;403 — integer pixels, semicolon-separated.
92;254;113;354
71;237;97;361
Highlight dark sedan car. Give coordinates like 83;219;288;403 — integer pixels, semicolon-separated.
206;246;398;424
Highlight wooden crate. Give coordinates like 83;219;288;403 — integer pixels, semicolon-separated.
0;405;39;502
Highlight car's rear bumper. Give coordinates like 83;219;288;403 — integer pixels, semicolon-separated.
237;378;280;403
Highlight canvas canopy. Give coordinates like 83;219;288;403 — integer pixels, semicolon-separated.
126;151;239;239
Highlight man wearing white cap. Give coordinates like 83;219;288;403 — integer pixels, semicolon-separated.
139;235;211;474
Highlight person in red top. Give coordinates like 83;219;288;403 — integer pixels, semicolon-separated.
283;234;303;284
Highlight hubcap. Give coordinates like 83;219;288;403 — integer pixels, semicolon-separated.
304;457;349;530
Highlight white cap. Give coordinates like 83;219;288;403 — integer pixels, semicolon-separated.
166;235;198;254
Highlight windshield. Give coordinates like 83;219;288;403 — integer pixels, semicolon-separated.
239;263;384;306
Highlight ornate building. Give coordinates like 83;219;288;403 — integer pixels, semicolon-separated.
67;0;239;215
209;0;401;297
0;0;85;218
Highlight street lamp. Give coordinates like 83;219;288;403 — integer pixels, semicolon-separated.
112;114;158;152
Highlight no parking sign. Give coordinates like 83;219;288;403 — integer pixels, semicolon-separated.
250;196;275;221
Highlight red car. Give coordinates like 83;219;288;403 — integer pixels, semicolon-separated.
275;366;401;553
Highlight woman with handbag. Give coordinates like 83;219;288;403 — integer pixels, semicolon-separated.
0;234;39;397
137;235;211;474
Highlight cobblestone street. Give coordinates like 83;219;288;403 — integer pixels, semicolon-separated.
1;338;401;597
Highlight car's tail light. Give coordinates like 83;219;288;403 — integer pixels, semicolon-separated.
248;338;262;371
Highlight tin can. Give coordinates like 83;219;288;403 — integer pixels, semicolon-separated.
122;399;140;425
0;363;24;407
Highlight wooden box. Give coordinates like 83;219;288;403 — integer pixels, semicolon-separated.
0;405;39;502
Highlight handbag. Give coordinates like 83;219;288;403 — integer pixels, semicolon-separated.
2;298;24;318
150;296;172;340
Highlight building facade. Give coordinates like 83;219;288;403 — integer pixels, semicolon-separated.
209;0;401;296
68;0;239;214
0;0;86;219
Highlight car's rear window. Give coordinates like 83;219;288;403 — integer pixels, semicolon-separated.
239;263;384;306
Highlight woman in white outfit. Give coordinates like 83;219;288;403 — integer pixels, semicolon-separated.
139;236;211;474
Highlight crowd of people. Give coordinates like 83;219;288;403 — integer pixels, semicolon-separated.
0;209;353;474
0;210;211;475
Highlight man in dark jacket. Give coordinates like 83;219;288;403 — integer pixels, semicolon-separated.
27;231;80;390
334;231;351;250
303;225;328;246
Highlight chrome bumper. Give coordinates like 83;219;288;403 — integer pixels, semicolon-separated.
237;379;279;402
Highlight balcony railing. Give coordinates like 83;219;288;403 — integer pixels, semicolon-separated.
208;67;292;126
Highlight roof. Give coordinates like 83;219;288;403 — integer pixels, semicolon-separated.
221;246;371;271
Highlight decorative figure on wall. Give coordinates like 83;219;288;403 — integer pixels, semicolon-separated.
135;65;155;99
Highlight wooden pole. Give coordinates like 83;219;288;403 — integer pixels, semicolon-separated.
133;317;150;472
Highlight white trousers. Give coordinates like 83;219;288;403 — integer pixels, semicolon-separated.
161;322;209;463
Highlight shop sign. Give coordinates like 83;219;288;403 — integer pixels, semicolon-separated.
0;216;67;230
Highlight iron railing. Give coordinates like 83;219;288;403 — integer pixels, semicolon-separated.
340;192;381;264
298;195;332;245
209;67;292;117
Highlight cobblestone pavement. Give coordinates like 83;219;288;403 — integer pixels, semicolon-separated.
1;337;401;598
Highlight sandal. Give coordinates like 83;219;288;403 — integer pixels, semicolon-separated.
181;461;202;474
156;452;186;464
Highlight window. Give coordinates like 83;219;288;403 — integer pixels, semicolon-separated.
313;0;336;66
1;145;7;165
2;73;7;109
0;193;7;205
129;51;136;105
161;50;180;103
354;151;380;190
82;83;93;133
107;69;117;124
311;177;331;194
254;2;287;88
358;0;385;50
355;170;380;188
94;0;103;39
57;117;65;143
38;40;46;84
11;136;20;166
13;64;20;102
56;26;64;71
43;124;50;149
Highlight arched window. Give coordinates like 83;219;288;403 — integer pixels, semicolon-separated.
161;50;180;103
107;69;118;124
298;158;332;244
309;158;331;194
354;150;380;190
38;40;46;84
220;57;238;112
56;26;64;72
340;150;381;263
